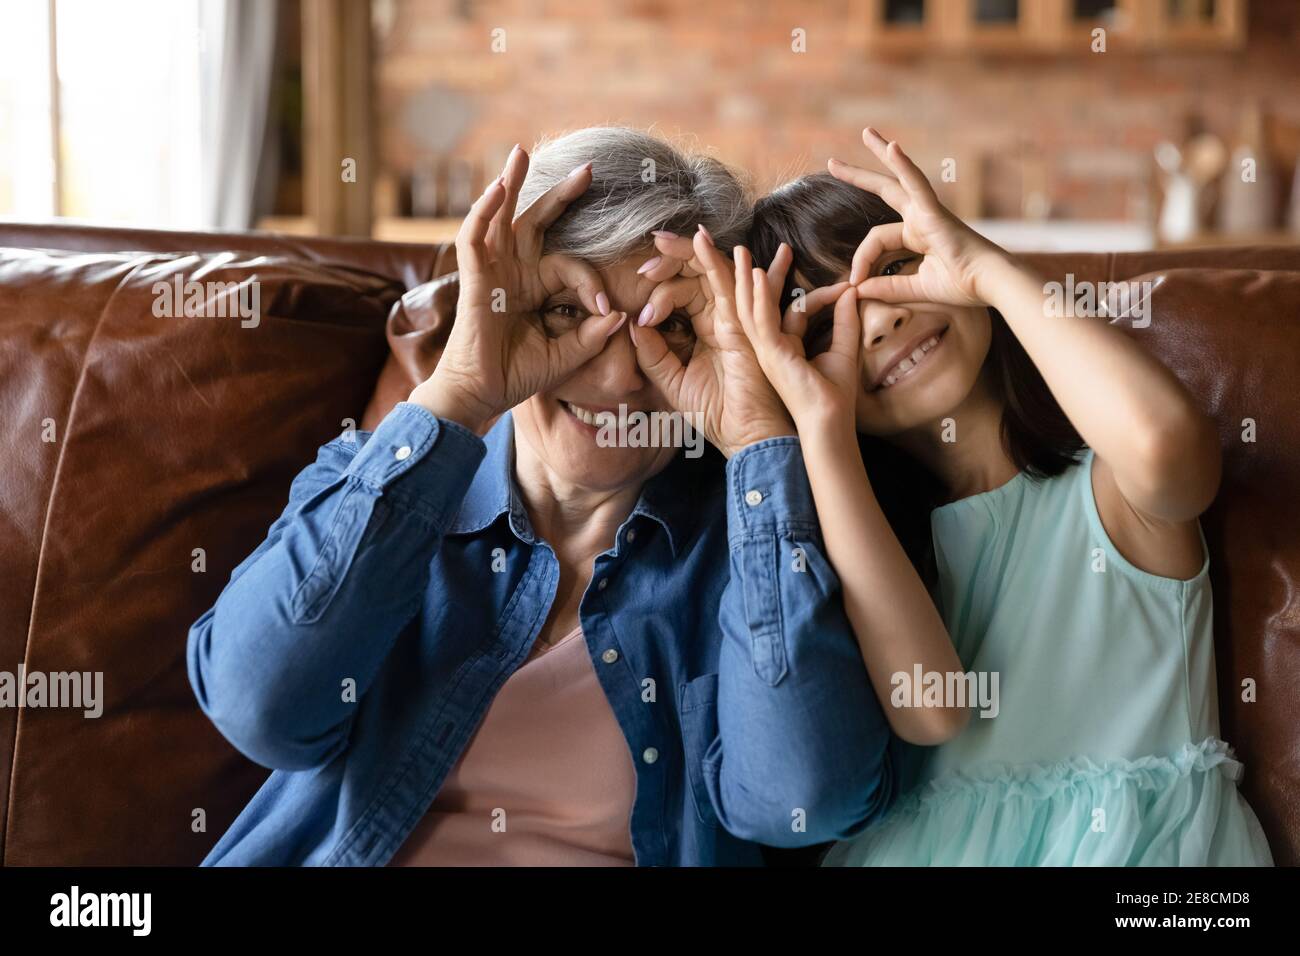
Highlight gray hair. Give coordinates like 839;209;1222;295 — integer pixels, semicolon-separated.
517;126;752;267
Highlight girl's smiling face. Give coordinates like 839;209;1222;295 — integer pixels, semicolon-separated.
801;250;992;438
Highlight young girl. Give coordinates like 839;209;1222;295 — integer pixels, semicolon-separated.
667;127;1275;865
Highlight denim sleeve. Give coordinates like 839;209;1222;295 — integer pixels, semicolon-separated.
704;436;895;847
186;401;486;771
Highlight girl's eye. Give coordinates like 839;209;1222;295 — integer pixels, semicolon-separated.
880;255;920;277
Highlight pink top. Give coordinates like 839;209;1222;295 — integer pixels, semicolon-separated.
387;626;638;866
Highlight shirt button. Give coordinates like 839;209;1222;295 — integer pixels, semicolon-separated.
625;529;636;544
597;578;608;590
642;747;659;764
744;489;763;507
394;445;412;461
601;648;619;664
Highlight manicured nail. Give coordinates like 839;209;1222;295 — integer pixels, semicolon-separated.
606;312;628;337
596;291;610;315
697;223;713;242
637;303;654;326
629;320;639;347
568;162;592;178
651;229;678;239
637;256;661;275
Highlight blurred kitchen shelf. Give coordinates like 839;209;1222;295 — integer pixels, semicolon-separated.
971;220;1154;252
373;217;462;244
1155;231;1300;249
255;215;318;236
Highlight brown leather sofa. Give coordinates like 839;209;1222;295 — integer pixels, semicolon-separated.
1;221;1295;866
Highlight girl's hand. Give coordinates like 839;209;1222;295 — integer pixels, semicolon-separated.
828;127;1008;308
731;243;861;435
630;227;797;458
410;146;626;435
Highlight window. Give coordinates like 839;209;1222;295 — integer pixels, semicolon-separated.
0;0;209;226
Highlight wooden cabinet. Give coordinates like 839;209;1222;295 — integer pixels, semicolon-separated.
865;0;1246;53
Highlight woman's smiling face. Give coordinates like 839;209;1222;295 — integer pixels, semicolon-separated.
804;250;991;438
511;252;697;493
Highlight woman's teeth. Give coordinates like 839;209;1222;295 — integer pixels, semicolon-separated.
880;334;942;389
564;401;616;427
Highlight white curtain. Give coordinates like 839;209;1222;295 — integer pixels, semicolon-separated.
199;0;278;230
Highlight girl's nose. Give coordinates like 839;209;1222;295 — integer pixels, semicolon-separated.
861;300;912;350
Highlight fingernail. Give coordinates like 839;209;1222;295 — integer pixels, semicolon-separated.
629;321;639;347
568;162;591;178
637;256;661;275
651;229;678;239
637;303;654;326
606;312;628;337
697;224;713;242
596;291;610;314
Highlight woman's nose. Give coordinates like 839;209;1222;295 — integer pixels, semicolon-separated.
586;323;645;394
860;300;912;350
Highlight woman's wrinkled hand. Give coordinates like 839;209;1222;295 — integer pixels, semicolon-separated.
409;145;627;435
629;227;797;458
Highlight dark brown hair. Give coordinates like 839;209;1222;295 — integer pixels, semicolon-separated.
749;173;1084;577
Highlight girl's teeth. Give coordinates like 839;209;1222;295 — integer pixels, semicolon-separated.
880;333;943;390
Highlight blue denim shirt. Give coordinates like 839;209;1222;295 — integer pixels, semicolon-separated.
188;401;894;865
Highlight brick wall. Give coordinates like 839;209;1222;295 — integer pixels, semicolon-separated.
375;0;1300;221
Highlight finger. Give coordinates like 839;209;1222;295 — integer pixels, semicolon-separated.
765;243;793;302
485;145;527;254
826;157;906;211
652;232;704;279
782;282;849;337
549;310;628;379
540;254;611;320
855;273;922;304
749;265;785;345
635;246;688;284
639;275;706;328
455;177;507;277
733;246;755;339
849;221;907;285
828;286;862;362
693;226;736;315
515;161;593;260
863;127;939;206
629;322;689;411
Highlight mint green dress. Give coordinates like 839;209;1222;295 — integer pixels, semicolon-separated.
823;449;1273;867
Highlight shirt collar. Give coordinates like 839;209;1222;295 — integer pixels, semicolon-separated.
445;410;718;555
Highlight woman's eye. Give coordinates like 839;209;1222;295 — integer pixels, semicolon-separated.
660;313;695;339
547;303;585;320
540;302;587;336
880;255;919;277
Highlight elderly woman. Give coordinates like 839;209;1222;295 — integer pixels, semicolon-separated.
187;127;892;866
